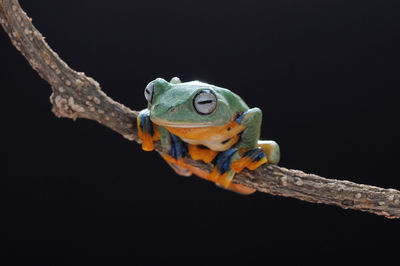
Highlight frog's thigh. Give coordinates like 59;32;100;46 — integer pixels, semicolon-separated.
257;140;280;165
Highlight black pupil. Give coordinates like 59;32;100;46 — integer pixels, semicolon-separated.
197;100;213;104
145;89;151;94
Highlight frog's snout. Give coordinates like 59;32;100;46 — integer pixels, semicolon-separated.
167;106;176;113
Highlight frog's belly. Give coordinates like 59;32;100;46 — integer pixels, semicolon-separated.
164;118;245;152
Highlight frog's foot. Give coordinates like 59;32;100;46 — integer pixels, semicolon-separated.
161;133;191;176
188;144;219;164
137;109;160;151
208;148;240;188
257;140;280;165
231;147;268;173
167;133;188;160
210;147;267;194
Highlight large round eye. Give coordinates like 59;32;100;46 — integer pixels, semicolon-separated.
193;90;217;115
144;81;154;103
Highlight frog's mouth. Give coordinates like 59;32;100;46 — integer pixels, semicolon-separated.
150;117;213;128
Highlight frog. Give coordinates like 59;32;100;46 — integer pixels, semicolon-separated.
137;77;280;194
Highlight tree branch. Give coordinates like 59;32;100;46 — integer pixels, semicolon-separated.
1;0;399;219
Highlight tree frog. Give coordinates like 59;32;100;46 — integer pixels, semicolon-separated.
137;77;280;194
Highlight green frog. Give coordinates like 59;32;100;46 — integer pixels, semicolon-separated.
137;77;280;194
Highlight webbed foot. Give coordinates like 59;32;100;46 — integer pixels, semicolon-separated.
208;148;239;187
208;147;268;188
231;147;268;172
159;128;192;176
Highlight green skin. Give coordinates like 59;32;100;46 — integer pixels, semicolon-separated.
139;77;280;178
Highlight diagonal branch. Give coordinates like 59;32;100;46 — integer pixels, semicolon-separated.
1;0;399;219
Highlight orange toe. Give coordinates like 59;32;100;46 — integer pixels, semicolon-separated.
217;171;235;188
231;156;251;173
247;157;267;170
208;167;220;182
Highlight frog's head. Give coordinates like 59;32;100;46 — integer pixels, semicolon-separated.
143;78;244;128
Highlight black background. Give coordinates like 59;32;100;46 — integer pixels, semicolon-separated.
1;0;399;261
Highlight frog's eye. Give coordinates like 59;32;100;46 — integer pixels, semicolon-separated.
193;90;217;115
144;81;154;103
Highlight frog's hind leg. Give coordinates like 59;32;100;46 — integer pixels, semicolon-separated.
257;140;280;165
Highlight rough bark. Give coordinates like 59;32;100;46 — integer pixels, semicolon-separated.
1;0;399;219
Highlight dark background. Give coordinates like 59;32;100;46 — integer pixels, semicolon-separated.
1;0;399;261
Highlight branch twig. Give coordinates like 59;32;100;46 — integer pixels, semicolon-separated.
1;0;399;219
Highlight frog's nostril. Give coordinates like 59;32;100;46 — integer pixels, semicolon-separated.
168;106;176;112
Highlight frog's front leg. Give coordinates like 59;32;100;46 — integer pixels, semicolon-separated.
233;107;276;171
137;109;161;151
158;126;193;176
138;109;191;176
209;108;270;187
